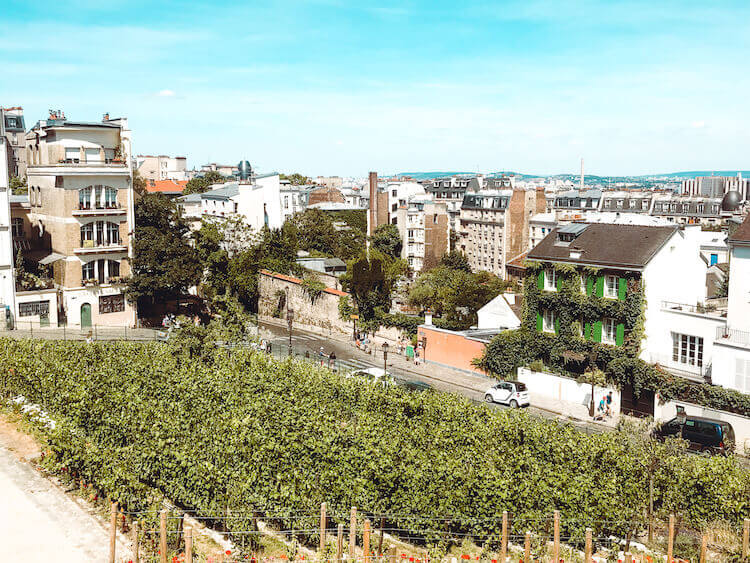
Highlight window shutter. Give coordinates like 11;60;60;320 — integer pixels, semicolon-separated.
537;271;544;290
536;312;542;332
595;276;604;298
618;277;627;301
593;321;602;343
554;318;560;334
556;275;562;291
586;276;594;295
584;322;591;340
616;323;625;346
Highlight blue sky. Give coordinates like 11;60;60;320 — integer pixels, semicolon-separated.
2;0;749;177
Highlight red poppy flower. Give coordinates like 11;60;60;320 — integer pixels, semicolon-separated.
226;550;232;555
461;556;470;560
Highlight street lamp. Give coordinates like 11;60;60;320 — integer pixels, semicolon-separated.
287;308;294;357
382;341;389;377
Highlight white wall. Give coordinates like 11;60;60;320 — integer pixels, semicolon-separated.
727;244;750;331
711;340;750;394
654;395;750;456
517;367;621;418
641;229;706;362
0;140;16;319
237;175;283;231
62;286;134;327
477;294;521;330
13;290;58;328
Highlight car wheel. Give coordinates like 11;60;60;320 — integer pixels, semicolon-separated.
510;399;519;409
700;446;713;456
484;394;494;403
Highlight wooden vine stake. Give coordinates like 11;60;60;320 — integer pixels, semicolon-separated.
584;528;592;563
624;553;632;563
363;519;371;563
132;520;140;563
320;502;327;556
743;518;749;560
160;509;168;563
336;523;344;563
500;511;508;563
349;506;357;560
667;514;675;563
523;531;531;563
699;533;707;563
553;510;560;563
185;527;193;563
109;502;118;563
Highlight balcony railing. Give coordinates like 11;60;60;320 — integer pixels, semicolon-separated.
715;326;750;348
651;353;710;383
74;241;127;254
73;203;124;216
661;300;727;318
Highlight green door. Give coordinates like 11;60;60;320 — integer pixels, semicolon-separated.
80;303;92;328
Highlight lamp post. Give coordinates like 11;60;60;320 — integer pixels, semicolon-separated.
382;341;389;376
287;308;294;357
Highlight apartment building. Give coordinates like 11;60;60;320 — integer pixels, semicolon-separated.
0;139;16;325
681;174;749;199
599;190;653;214
0;106;26;179
458;187;545;278
24;111;136;327
280;182;310;220
650;194;724;226
395;196;449;273
423;175;481;232
136;154;188;181
552;188;602;214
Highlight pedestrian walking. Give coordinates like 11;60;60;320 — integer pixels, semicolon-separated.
605;391;613;417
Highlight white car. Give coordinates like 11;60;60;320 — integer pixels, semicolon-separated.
349;367;393;385
484;381;530;408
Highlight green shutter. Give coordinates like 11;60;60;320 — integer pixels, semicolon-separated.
618;277;627;301
536;312;543;332
586;276;594;296
584;322;591;340
595;276;604;298
556;275;563;291
616;323;625;346
554;318;560;334
593;321;602;343
537;270;544;290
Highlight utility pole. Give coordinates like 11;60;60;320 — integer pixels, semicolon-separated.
287;308;294;357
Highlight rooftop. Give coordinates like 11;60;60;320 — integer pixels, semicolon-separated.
729;213;750;244
145;179;187;194
528;223;678;269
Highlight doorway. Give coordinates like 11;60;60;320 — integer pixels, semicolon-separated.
80;303;92;328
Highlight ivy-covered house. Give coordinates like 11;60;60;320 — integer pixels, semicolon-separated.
525;223;707;368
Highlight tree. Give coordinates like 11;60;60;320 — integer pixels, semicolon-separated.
280;173;311;185
715;269;729;298
345;255;391;321
9;176;26;196
440;250;471;272
371;224;402;259
126;194;202;306
183;170;228;195
132;170;147;196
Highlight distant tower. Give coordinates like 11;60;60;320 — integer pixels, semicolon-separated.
580;158;584;191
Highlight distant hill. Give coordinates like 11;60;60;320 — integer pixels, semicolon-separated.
636;171;750;179
393;170;750;181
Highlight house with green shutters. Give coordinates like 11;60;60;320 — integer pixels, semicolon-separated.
525;222;708;366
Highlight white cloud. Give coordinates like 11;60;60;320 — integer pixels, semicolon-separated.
691;120;706;128
157;89;176;97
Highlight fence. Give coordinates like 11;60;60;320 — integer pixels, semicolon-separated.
0;322;163;341
98;502;750;563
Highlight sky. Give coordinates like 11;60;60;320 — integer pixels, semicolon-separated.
2;0;749;177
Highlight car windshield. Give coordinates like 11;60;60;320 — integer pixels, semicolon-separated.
515;382;527;391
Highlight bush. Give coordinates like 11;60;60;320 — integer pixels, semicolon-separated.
1;338;748;552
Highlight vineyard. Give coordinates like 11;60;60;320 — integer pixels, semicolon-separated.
0;338;749;560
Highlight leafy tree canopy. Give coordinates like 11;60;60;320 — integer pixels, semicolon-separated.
440;250;471;273
280;172;311;185
9;176;26;196
183;170;228;195
371;224;402;259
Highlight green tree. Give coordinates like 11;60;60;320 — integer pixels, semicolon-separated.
371;224;402;259
345;255;391;321
132;170;147;196
715;269;729;298
280;173;311;185
126;194;202;307
9;176;26;196
440;250;471;272
183;170;228;195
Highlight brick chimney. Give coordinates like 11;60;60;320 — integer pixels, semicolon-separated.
368;171;378;237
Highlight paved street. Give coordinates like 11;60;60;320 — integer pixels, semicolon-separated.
259;320;610;435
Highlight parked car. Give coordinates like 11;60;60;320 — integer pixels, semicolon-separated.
393;376;432;393
653;415;735;455
349;367;393;386
484;381;530;408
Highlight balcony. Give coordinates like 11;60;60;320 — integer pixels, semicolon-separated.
651;353;710;384
72;204;125;217
715;326;750;349
661;300;727;319
74;241;127;255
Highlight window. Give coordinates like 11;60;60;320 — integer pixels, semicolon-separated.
629;199;636;209
79;187;92;209
391;203;397;212
99;294;125;314
391;190;397;197
710;253;718;266
734;359;750;394
103;187;117;208
542;310;555;333
107;222;120;245
284;196;289;209
580;274;587;294
82;261;95;281
18;300;49;317
64;147;80;163
671;333;704;367
108;260;120;280
616;200;624;209
642;199;649;210
544;269;557;291
11;218;23;238
603;318;617;344
604;275;618;298
80;223;94;247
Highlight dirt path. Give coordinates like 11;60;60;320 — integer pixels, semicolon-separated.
0;415;133;562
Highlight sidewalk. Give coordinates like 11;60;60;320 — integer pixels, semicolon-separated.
259;318;618;430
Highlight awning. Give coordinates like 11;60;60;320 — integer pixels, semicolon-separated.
39;252;65;265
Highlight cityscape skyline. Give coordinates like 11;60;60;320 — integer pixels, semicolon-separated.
2;0;750;176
